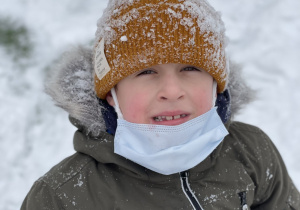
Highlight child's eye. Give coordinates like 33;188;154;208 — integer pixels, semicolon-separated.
137;69;156;76
182;66;201;72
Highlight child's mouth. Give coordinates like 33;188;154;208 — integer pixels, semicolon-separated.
153;114;188;122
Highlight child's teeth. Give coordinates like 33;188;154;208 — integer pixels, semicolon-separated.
166;116;173;121
173;115;180;120
154;114;187;121
155;116;162;121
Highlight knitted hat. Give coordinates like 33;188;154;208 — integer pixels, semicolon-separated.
94;0;228;99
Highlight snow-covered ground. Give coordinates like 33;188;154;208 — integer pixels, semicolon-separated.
1;0;299;209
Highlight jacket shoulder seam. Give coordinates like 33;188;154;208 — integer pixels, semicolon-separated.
57;157;94;190
40;154;95;191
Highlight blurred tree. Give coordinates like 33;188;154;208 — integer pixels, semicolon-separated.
0;16;33;62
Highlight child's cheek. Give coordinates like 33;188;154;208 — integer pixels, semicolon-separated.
192;89;212;115
123;92;149;124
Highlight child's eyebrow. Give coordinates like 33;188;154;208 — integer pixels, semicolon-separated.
131;68;154;77
137;67;154;73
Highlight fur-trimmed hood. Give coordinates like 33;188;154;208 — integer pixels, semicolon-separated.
45;46;254;137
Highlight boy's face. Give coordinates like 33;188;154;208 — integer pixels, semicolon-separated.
106;63;214;125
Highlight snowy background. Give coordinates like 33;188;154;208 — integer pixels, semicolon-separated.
1;0;299;209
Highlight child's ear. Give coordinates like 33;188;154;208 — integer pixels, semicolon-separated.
106;91;115;107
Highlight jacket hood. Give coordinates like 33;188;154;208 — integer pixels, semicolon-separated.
45;46;254;137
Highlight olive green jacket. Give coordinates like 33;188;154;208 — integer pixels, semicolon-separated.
21;121;300;210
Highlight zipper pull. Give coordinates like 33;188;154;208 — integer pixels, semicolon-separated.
238;191;248;210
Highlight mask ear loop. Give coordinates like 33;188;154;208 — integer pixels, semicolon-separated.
111;87;124;120
212;80;217;107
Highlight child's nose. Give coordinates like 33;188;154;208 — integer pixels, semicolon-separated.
157;75;185;101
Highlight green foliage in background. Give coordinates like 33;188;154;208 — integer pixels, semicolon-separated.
0;16;33;61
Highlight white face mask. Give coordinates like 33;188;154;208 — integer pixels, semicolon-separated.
111;81;228;175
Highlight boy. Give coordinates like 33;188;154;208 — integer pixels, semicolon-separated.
22;0;300;209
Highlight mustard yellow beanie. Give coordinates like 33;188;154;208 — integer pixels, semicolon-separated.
94;0;228;99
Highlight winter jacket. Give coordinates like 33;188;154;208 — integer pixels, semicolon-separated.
21;47;300;209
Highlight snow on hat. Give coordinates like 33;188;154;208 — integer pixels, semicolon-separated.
94;0;228;99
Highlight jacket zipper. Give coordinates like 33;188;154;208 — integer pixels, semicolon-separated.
180;171;204;210
238;191;248;210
